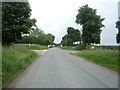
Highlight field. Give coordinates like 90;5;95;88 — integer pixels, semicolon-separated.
15;44;48;50
76;50;119;72
0;44;2;89
61;46;76;50
2;44;48;87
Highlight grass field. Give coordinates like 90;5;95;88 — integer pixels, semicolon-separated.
61;44;86;51
76;50;119;72
15;44;48;50
61;46;76;50
2;44;39;87
0;44;2;89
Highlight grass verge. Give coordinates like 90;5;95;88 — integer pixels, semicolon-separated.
76;50;119;72
2;44;37;87
61;46;76;51
15;44;48;50
0;44;2;89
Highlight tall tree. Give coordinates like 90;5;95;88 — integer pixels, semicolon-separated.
46;33;55;44
2;2;36;45
61;27;81;46
67;27;81;43
61;35;73;46
75;5;104;45
18;28;55;45
116;20;120;43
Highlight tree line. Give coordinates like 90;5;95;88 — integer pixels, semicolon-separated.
2;2;120;46
61;4;120;46
17;28;55;45
2;2;55;46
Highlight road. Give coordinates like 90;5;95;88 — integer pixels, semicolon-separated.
8;48;118;88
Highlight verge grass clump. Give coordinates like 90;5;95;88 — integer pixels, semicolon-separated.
16;44;48;50
61;44;86;51
2;44;37;87
76;50;119;72
0;44;2;89
61;46;76;50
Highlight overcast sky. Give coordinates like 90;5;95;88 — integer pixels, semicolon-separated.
28;0;119;45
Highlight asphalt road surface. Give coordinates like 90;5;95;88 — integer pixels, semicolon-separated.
8;47;118;88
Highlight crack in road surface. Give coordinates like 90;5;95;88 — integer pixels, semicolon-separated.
8;47;118;88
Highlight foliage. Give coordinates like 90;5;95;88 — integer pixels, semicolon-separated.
46;33;55;45
76;50;119;71
16;44;48;50
61;35;69;46
17;28;55;45
61;45;120;51
61;27;81;46
95;45;120;50
61;46;76;50
2;44;37;87
116;20;120;43
0;45;1;88
76;44;86;50
61;44;86;51
2;2;36;45
86;45;119;50
75;4;104;45
86;45;96;50
67;27;81;42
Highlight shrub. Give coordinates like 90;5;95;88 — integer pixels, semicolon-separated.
86;45;96;50
76;44;86;50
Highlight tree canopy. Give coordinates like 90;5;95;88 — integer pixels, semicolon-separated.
17;28;55;45
75;5;104;45
116;20;120;43
61;27;81;46
2;2;36;45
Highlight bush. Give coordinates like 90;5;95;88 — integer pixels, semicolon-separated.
61;46;76;50
76;44;86;50
86;45;96;50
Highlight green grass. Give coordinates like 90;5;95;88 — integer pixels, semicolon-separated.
0;44;2;89
2;44;37;87
76;50;119;72
95;45;120;50
15;44;48;50
61;44;86;51
61;46;76;50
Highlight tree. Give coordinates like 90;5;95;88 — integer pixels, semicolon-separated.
61;35;73;46
61;27;81;46
116;20;120;43
45;33;55;45
16;35;33;44
2;2;36;45
75;4;104;45
30;28;46;45
67;27;81;43
17;28;55;45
